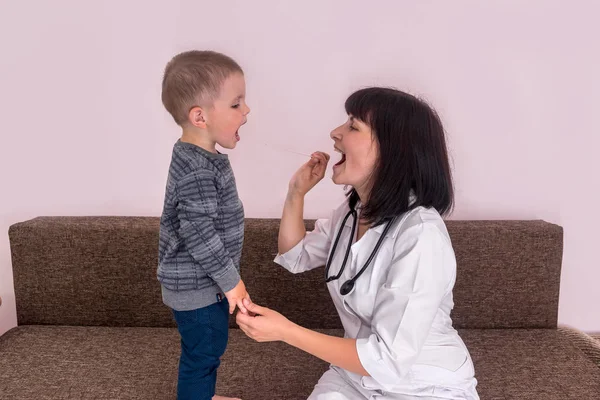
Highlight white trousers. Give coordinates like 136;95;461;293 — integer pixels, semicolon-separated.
307;368;479;400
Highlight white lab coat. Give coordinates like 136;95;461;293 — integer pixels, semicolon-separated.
274;202;479;400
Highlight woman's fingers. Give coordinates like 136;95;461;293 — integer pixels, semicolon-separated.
306;157;320;168
312;151;329;164
236;315;257;340
310;152;329;178
236;310;250;325
289;151;330;196
243;298;266;316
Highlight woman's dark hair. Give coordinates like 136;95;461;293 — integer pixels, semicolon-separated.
345;87;454;226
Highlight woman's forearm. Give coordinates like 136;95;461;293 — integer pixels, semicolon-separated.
278;191;307;254
283;323;370;377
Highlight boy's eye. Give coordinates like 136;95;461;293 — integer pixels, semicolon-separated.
349;125;356;131
232;104;240;108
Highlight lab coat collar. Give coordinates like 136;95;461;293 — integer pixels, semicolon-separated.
345;192;416;239
372;218;402;238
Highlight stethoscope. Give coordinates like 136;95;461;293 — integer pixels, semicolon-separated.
324;208;397;296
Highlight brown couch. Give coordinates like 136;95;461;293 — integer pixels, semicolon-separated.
1;217;599;399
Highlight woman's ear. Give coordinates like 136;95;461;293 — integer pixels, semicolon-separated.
188;106;207;129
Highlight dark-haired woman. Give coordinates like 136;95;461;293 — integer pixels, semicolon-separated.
236;88;479;400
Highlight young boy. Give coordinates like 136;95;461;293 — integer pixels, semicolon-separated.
158;50;251;400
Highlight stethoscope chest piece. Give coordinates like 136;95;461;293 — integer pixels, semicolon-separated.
325;208;397;296
340;280;355;296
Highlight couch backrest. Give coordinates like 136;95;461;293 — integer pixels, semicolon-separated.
9;217;562;329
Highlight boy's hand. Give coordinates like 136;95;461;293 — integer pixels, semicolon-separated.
224;279;251;315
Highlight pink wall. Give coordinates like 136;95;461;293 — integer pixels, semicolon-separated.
1;1;598;335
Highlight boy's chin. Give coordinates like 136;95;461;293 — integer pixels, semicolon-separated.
217;141;237;150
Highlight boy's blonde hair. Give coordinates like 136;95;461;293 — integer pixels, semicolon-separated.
161;50;243;125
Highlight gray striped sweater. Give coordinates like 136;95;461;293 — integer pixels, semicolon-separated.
157;140;244;311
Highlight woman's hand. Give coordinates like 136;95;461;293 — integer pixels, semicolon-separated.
288;151;330;197
236;299;295;343
237;300;370;376
278;152;328;254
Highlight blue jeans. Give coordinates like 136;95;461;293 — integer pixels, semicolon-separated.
172;299;229;400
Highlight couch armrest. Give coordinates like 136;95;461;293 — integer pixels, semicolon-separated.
558;325;600;368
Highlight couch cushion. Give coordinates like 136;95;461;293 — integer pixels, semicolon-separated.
461;329;600;399
10;218;562;330
1;326;598;399
9;217;175;329
0;325;333;400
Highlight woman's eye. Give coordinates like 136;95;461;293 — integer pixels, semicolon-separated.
232;104;240;108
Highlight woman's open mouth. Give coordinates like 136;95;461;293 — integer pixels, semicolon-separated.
334;147;346;166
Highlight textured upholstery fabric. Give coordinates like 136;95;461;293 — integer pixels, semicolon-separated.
1;326;599;399
3;216;597;400
9;218;562;329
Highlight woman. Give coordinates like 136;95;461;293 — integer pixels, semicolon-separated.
236;88;479;399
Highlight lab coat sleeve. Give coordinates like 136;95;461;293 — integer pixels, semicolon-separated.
356;223;456;387
273;216;334;274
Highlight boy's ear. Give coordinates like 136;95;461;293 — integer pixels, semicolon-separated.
188;106;207;129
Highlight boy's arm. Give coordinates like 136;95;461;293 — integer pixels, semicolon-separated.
175;169;248;313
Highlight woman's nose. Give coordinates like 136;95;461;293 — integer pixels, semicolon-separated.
330;125;342;140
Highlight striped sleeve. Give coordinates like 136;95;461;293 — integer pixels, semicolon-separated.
175;169;240;293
